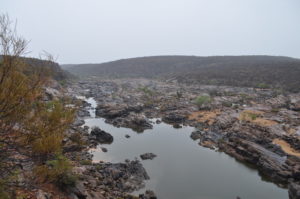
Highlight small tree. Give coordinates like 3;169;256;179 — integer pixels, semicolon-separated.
35;154;77;188
23;100;75;159
0;14;76;196
195;95;212;110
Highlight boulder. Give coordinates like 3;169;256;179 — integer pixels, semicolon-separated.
96;104;129;119
289;183;300;199
77;109;90;117
289;94;300;111
139;190;157;199
68;181;87;199
266;95;288;108
173;124;182;128
36;190;51;199
120;114;153;133
190;131;202;140
96;104;143;119
140;153;157;160
90;127;113;144
162;112;186;124
74;119;85;126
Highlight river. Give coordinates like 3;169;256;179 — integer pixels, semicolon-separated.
83;97;288;199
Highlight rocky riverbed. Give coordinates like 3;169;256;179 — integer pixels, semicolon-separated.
66;77;300;199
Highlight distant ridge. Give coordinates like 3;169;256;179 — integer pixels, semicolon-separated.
62;55;300;92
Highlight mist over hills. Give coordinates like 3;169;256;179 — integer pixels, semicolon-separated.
62;55;300;92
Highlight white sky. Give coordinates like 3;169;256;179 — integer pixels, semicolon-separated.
1;0;300;64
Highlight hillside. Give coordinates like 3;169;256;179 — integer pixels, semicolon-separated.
24;57;73;81
1;56;73;81
63;55;300;92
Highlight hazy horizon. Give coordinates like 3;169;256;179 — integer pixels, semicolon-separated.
1;0;300;64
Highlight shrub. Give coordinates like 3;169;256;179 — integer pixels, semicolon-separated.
138;86;154;96
80;160;92;165
176;90;183;99
0;180;9;199
222;101;232;107
35;155;77;188
24;100;75;158
271;108;280;113
239;111;259;121
195;95;212;110
69;132;86;147
256;83;270;89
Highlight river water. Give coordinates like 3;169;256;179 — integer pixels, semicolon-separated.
83;97;288;199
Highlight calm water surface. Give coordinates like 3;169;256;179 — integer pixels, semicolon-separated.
83;97;288;199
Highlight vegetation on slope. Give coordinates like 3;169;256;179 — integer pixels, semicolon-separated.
64;55;300;92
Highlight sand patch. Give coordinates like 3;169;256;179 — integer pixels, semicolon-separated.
273;138;300;157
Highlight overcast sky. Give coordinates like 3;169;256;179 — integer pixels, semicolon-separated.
1;0;300;64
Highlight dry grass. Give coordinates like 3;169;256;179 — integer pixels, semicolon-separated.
239;110;263;119
189;110;221;125
252;118;278;127
239;110;277;127
273;139;300;157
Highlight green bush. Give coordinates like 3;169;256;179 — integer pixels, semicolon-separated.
222;101;232;107
176;90;183;99
35;154;77;188
138;86;154;96
0;180;9;199
195;95;212;109
271;108;280;113
80;160;92;165
256;83;270;89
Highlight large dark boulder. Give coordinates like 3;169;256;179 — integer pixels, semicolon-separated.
124;114;153;133
162;111;186;124
96;105;128;119
190;130;202;140
90;127;113;144
96;104;143;119
140;153;157;160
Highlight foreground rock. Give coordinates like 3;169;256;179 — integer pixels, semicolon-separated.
90;127;113;144
69;160;150;199
140;153;157;160
139;190;157;199
289;183;300;199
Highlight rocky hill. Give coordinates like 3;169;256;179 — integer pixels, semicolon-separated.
63;55;300;92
